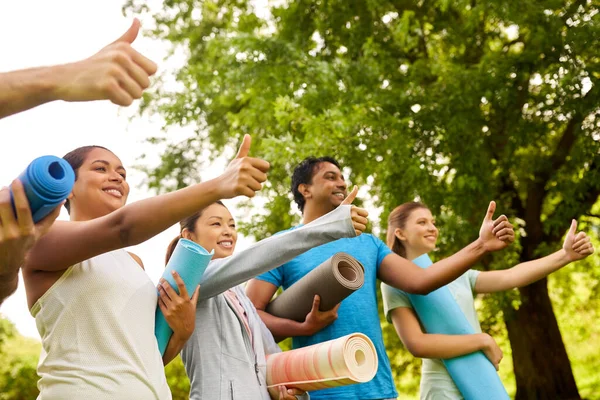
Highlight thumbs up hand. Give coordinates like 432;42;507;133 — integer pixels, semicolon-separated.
562;219;594;262
478;201;515;252
217;135;270;199
341;186;368;236
55;18;158;106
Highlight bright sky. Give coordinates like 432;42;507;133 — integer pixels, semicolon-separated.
0;0;253;339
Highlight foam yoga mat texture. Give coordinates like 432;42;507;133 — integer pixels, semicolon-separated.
266;333;377;391
408;254;509;400
11;156;75;223
266;252;364;322
155;239;213;355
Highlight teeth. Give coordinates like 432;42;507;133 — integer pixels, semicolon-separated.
104;189;122;197
334;193;345;198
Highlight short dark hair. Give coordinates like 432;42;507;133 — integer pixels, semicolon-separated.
291;156;341;213
62;145;110;213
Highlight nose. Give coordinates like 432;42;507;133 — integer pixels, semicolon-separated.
109;171;123;183
337;179;347;191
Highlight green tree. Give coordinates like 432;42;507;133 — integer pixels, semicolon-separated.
125;0;599;398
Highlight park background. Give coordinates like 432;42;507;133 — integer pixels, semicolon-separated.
0;0;598;399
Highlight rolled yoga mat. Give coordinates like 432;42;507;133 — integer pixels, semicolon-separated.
266;332;378;391
266;252;364;322
408;254;509;400
155;238;214;355
10;155;75;223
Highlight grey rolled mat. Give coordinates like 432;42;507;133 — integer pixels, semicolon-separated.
266;252;365;322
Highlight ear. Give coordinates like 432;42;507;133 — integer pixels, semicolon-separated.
67;191;74;200
181;228;195;241
394;228;407;242
298;183;312;200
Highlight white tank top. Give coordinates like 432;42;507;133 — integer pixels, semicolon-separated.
31;249;171;400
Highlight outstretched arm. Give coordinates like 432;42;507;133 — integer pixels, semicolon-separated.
0;19;157;119
199;190;366;300
379;201;515;294
24;135;269;274
474;219;594;293
389;307;504;370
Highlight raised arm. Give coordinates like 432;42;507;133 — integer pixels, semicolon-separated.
0;181;61;304
0;19;157;119
24;135;269;273
389;306;504;370
199;200;364;300
474;220;594;293
378;201;515;294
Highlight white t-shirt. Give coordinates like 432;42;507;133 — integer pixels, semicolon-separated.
381;269;481;400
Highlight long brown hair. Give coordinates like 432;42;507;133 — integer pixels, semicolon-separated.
165;201;226;265
386;202;430;258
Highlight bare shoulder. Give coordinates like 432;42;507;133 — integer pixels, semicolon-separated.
127;252;145;270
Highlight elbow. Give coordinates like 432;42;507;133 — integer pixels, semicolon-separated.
404;339;428;358
404;278;434;296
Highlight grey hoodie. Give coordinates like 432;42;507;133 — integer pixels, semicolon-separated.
181;205;356;400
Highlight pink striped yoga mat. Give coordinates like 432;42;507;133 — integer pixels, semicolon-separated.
266;333;378;391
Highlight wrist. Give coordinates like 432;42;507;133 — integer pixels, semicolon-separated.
477;333;492;351
473;238;487;255
40;63;72;102
557;248;574;264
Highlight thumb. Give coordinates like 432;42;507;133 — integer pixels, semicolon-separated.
113;18;140;45
484;201;496;222
191;285;201;303
341;186;359;205
235;134;252;159
568;219;577;237
311;295;320;310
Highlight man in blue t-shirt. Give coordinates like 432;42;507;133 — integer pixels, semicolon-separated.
246;156;514;400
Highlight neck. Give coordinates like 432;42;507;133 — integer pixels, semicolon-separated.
70;207;108;222
404;247;428;261
302;201;336;225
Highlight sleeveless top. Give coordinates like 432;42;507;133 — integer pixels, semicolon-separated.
31;249;171;400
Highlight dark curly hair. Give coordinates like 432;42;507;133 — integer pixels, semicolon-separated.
291;156;341;213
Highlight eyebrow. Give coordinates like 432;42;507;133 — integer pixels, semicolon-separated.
91;160;126;172
207;216;235;222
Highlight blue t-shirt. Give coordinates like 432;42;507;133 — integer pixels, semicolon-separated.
256;231;397;400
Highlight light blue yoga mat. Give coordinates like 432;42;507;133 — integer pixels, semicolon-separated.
155;238;213;355
11;155;75;223
408;254;509;400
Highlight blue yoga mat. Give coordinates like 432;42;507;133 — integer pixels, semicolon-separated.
155;238;214;355
11;155;75;223
408;254;509;400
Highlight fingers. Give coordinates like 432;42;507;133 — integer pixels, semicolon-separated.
158;279;175;304
484;201;496;222
157;286;172;309
246;157;270;173
127;46;158;76
1;181;23;230
572;235;591;252
341;186;358;205
171;271;189;299
113;18;140;45
235;134;252;159
491;215;508;230
354;207;369;218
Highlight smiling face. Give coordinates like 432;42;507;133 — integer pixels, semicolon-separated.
184;203;238;260
301;162;348;211
68;147;129;221
395;207;439;257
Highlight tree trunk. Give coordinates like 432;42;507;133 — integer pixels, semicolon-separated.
504;278;580;400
